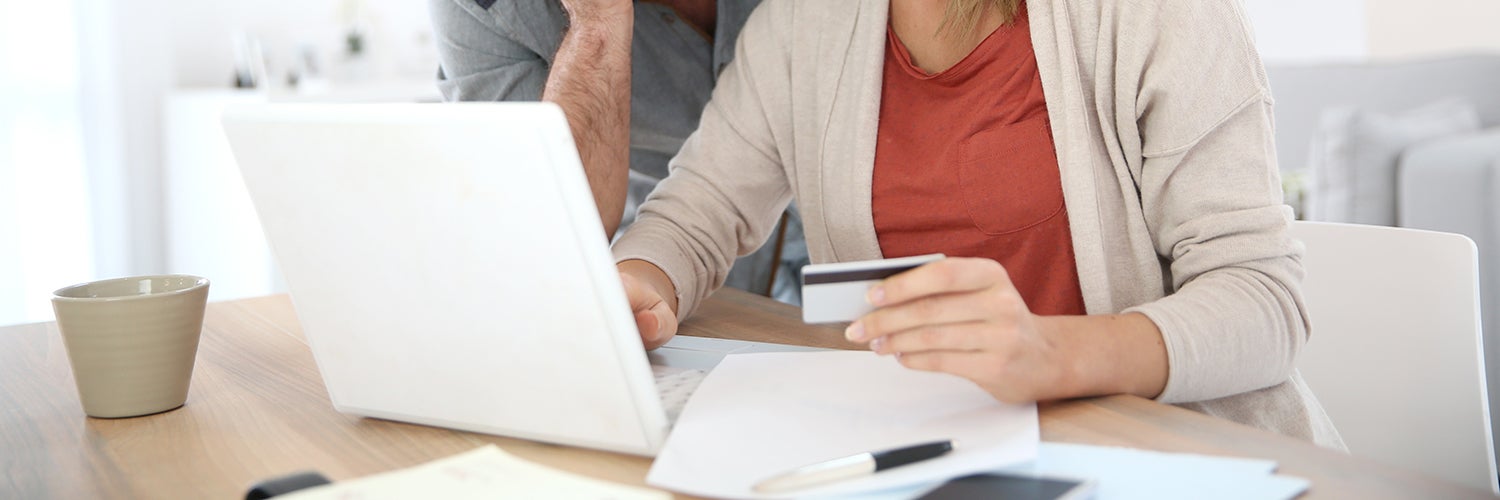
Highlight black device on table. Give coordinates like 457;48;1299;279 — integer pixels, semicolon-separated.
919;472;1097;500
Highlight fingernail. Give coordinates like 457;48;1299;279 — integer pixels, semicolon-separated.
867;286;885;306
845;321;865;341
870;337;884;353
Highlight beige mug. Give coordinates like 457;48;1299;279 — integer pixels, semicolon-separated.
52;275;210;418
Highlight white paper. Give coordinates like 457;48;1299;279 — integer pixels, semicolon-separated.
282;445;668;500
647;351;1039;498
1005;443;1309;500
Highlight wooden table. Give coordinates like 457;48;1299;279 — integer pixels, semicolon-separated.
1;289;1490;499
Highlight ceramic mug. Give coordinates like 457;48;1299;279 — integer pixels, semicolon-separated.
52;275;210;418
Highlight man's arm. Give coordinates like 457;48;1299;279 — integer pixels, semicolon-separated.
429;0;632;235
543;2;634;236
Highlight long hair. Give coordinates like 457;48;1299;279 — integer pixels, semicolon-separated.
938;0;1022;39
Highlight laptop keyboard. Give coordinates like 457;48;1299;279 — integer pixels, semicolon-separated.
652;366;707;424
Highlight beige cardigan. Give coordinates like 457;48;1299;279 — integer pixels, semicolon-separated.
613;0;1344;448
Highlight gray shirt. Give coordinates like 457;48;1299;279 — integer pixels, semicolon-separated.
429;0;806;301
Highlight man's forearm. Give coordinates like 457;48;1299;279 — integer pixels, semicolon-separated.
543;8;633;236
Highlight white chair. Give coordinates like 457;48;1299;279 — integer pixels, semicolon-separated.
1291;221;1498;493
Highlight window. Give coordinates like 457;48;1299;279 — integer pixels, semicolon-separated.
1;1;97;325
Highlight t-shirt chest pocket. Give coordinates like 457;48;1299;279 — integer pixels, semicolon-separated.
954;117;1067;235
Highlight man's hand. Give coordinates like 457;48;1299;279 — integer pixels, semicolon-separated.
619;260;679;349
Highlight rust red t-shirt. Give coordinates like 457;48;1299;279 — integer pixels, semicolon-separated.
871;5;1086;315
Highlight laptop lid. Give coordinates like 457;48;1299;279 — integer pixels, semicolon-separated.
222;103;671;456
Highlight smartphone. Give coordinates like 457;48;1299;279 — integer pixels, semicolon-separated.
918;472;1097;500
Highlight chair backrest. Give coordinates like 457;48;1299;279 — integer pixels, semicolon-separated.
1291;221;1497;493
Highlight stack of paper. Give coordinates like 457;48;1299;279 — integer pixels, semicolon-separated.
999;443;1311;500
647;351;1040;498
281;445;668;500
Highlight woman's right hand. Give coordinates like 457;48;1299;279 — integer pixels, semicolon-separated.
619;260;679;350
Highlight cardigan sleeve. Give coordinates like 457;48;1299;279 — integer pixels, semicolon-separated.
1124;100;1312;403
1117;0;1312;403
609;1;795;321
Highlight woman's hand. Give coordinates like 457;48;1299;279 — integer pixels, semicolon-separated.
619;260;679;350
846;257;1169;402
844;257;1071;403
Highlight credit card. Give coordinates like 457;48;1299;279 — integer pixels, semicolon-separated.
800;254;945;324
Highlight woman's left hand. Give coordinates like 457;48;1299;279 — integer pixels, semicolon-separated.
844;257;1070;404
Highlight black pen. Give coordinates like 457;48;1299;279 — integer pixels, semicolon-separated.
752;440;954;494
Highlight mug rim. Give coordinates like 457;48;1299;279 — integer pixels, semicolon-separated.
52;275;210;303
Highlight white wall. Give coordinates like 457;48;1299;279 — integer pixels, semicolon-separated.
1366;0;1500;59
1245;0;1500;65
1243;0;1369;64
85;0;175;280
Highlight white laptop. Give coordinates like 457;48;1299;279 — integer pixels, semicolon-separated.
221;102;816;456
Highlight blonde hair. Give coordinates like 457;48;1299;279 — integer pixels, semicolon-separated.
938;0;1022;39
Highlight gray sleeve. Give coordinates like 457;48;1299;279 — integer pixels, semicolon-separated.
428;0;556;102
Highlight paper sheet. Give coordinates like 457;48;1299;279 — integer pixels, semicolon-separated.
282;445;668;500
1005;443;1310;500
647;351;1039;498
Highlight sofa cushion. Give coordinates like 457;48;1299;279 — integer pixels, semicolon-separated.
1304;99;1481;225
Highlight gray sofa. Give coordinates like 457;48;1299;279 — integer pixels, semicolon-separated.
1267;54;1500;175
1266;53;1500;467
